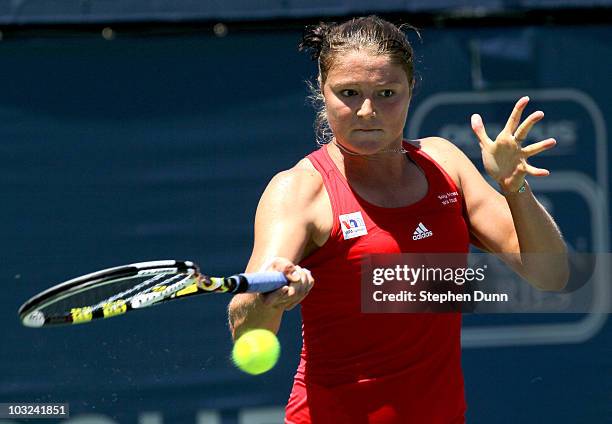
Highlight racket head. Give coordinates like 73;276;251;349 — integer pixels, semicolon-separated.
18;260;206;328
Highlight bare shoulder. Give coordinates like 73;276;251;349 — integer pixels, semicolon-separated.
255;155;331;256
293;157;323;179
409;137;469;188
264;157;324;204
258;157;328;227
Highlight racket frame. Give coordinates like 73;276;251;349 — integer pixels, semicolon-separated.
18;260;197;327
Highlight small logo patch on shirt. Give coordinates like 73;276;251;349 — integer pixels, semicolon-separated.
339;211;368;240
412;222;433;240
438;191;459;206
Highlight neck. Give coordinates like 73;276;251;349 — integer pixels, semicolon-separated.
326;138;409;183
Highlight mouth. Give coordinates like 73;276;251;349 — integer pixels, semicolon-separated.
355;129;381;132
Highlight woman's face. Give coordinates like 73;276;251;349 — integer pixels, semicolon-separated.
322;50;412;155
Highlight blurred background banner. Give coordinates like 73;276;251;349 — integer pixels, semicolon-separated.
1;0;612;24
1;2;610;424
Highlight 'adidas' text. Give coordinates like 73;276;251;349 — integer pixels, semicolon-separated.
412;222;433;240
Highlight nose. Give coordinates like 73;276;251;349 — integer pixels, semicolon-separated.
356;98;376;118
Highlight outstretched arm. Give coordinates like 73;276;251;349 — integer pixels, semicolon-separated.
461;96;569;290
227;165;322;340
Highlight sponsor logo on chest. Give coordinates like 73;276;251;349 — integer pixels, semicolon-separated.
413;222;433;240
339;211;368;240
438;191;459;206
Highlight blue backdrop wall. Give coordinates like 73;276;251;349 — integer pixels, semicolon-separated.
1;1;610;24
0;24;610;423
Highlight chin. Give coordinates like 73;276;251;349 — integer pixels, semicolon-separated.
350;131;384;142
341;138;387;155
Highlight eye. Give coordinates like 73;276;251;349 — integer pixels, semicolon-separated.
340;89;358;97
380;89;394;98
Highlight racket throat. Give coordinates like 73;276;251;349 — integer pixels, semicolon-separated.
130;274;196;309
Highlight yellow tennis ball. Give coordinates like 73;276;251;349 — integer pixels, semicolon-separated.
232;329;280;375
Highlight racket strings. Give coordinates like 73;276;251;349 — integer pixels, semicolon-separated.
89;272;181;311
40;272;191;314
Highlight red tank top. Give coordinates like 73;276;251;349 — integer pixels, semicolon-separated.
285;141;470;424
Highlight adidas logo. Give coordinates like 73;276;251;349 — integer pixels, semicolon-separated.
412;222;433;240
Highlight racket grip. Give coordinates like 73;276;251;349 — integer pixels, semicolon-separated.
239;271;287;293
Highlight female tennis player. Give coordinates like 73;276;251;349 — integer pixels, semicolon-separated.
228;16;568;423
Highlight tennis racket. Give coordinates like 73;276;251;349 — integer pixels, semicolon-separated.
18;260;287;328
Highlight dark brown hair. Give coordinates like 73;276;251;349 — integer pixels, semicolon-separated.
299;16;419;144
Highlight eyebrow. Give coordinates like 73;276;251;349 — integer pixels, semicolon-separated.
330;80;404;87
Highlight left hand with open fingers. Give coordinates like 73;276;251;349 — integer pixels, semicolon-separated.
470;96;557;193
